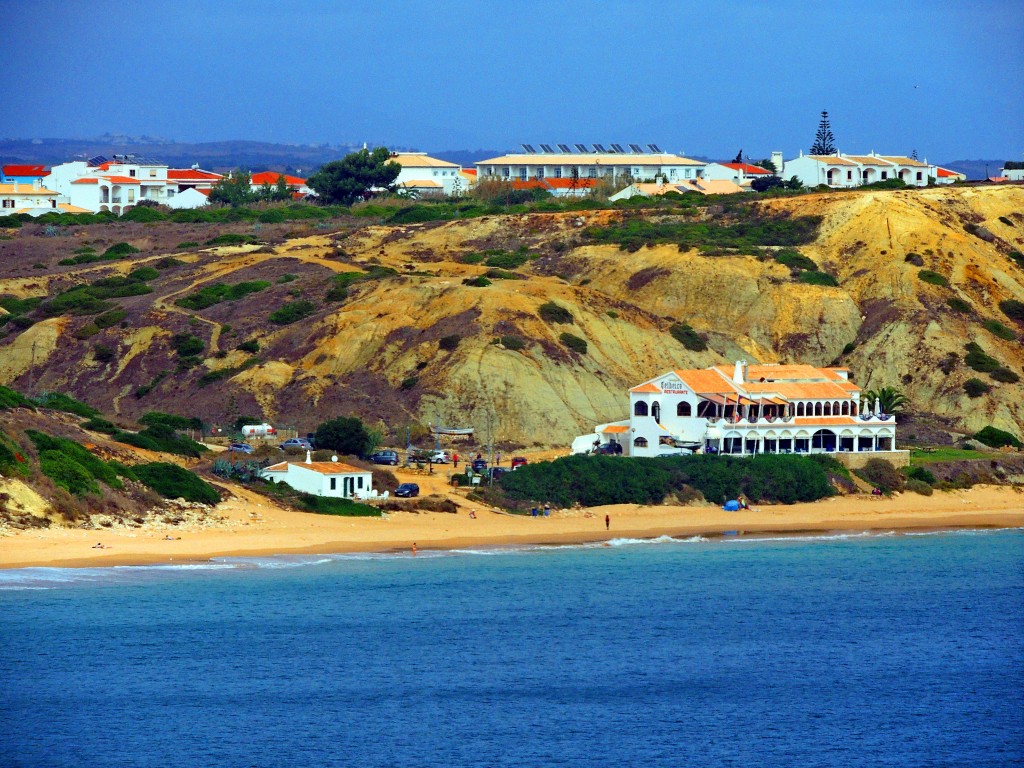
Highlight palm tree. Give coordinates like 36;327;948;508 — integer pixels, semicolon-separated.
862;386;909;415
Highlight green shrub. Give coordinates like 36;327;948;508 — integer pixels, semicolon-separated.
39;450;99;496
277;273;298;284
669;322;708;351
139;411;203;431
857;458;904;493
606;310;619;319
82;417;119;435
559;332;588;354
964;342;1000;372
483;251;530;269
26;430;121;490
93;343;115;363
72;323;100;340
799;270;839;286
400;376;419;391
34;392;99;418
438;334;460;351
115;423;205;457
268;299;316;325
197;358;258;387
94;309;127;329
500;335;526;351
991;367;1020;383
973;426;1023;449
132;462;220;504
775;249;818;271
460;253;486;264
293;493;380;516
946;297;972;313
176;242;199;249
236;339;260;354
905;478;934;496
538;301;574;323
918;269;949;286
905;466;937;485
982;319;1017;341
0;385;35;411
224;280;271;301
1000;299;1024;323
127;266;160;282
584;213;822;252
102;242;141;259
500;453;833;507
964;378;991;397
1009;251;1024;269
171;333;204;357
462;276;491;287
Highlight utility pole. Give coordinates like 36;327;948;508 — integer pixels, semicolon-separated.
28;340;37;396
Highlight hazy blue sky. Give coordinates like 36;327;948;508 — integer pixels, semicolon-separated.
5;0;1022;160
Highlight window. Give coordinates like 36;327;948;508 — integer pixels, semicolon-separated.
916;171;922;181
588;167;597;178
651;401;661;423
128;189;135;203
554;167;562;178
51;199;57;208
537;168;545;179
433;171;438;176
684;169;691;178
129;169;136;177
330;478;337;490
357;477;363;488
502;167;510;178
149;169;157;178
633;436;648;448
634;401;648;417
847;170;852;180
168;189;175;197
1;200;13;208
519;169;527;180
677;402;692;417
881;171;888;180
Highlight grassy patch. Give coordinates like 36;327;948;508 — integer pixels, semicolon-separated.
964;342;1000;373
798;270;839;286
918;269;949;286
584;212;822;252
982;319;1017;341
910;447;990;463
0;385;35;411
268;299;316;325
946;297;972;313
132;462;220;504
669;323;708;351
538;301;573;324
973;426;1023;449
33;392;99;418
559;332;588;354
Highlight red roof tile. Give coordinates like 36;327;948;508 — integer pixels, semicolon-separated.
936;167;962;178
720;162;771;175
544;177;597;189
3;164;48;176
71;178;99;184
250;171;306;186
101;175;144;184
168;168;222;180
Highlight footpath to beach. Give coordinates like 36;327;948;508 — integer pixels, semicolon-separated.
1;483;1022;569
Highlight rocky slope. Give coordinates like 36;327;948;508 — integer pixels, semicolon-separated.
1;185;1021;445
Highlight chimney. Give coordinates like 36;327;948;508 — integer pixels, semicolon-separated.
771;151;783;175
733;360;745;384
305;450;312;464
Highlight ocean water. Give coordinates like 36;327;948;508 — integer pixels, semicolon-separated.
1;530;1022;767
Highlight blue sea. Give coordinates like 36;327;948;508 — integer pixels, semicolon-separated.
1;529;1022;767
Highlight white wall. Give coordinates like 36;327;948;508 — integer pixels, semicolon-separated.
263;464;372;498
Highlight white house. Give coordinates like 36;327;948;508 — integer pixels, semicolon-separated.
262;453;374;499
579;361;897;458
934;167;967;184
701;162;774;187
249;171;310;197
166;187;211;209
391;153;464;196
1;180;60;213
477;148;706;188
609;178;744;201
1000;164;1024;182
783;152;935;189
45;154;171;214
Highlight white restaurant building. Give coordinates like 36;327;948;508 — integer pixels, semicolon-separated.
476;147;706;186
584;361;897;458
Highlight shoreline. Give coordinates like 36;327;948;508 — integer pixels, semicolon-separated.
2;484;1022;570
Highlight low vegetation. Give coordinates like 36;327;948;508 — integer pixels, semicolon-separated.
917;269;949;287
268;299;316;325
669;322;708;351
132;462;220;504
538;302;574;324
175;280;272;310
498;453;834;508
973;426;1023;449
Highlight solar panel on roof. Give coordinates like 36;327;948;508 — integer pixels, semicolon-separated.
539;144;554;153
88;155;108;167
628;144;644;153
647;143;662;153
574;144;588;153
592;144;606;152
557;144;572;153
610;143;624;153
521;144;536;153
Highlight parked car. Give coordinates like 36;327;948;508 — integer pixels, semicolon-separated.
471;458;488;473
594;442;623;455
510;456;528;469
395;483;420;498
429;450;450;464
488;467;511;481
280;437;314;450
227;442;254;454
370;450;400;465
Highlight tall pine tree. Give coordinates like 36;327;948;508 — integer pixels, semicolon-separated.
810;110;836;155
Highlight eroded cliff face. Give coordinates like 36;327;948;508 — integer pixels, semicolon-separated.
1;185;1021;443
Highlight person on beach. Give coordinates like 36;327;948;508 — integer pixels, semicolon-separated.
605;514;610;531
496;452;501;465
412;542;417;556
544;502;551;517
453;452;459;468
532;507;538;517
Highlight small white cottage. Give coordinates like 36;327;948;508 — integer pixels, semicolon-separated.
262;452;373;499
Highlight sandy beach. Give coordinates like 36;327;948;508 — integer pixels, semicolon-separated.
2;480;1021;569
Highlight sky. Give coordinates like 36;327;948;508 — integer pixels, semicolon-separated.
4;0;1023;161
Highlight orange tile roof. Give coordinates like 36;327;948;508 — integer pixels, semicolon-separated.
58;203;92;213
675;369;736;394
720;162;771;175
250;171;306;186
936;167;963;178
630;382;663;393
877;155;929;167
0;183;57;194
264;460;367;475
101;175;143;184
770;382;856;399
544;177;597;189
168;168;222;180
602;425;630;433
3;164;48;176
71;178;99;184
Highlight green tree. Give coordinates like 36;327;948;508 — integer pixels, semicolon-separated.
754;158;777;174
307;147;401;205
862;386;908;415
209;170;256;207
810;110;836;155
314;416;376;457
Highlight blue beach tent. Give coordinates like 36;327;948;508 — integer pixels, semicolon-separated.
723;500;741;511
